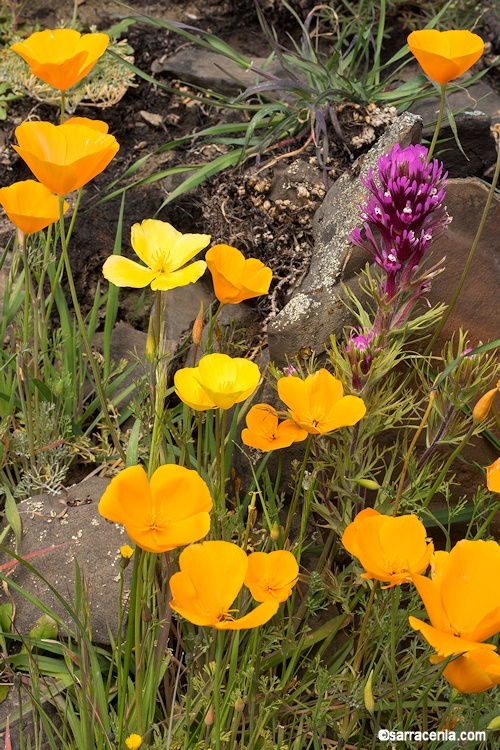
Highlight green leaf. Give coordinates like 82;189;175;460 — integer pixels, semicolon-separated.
0;684;9;703
4;487;22;551
126;418;142;467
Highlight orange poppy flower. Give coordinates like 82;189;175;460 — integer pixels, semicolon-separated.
241;403;307;451
409;540;500;656
487;458;500;492
13;118;119;195
277;368;366;435
169;541;279;629
0;180;68;234
430;648;500;694
342;508;433;588
98;464;212;553
11;29;109;91
244;550;299;602
175;353;260;411
407;29;484;85
205;244;272;304
103;218;209;290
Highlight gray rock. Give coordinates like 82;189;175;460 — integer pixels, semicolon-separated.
267;112;423;365
93;321;148;407
152;48;282;97
0;476;131;645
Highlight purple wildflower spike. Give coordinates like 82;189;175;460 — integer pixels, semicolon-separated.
350;143;450;302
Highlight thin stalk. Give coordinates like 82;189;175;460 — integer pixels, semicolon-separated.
393;390;435;516
426;133;500;353
207;302;224;352
60;90;65;124
58;198;126;462
390;587;403;728
149;290;168;476
117;547;142;747
426;84;446;162
283;433;313;540
213;630;225;750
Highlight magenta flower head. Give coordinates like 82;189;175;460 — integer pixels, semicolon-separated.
350;144;450;301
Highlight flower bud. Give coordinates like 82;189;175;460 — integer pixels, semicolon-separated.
351;477;382;491
473;382;500;423
270;522;280;542
120;544;134;569
234;696;245;713
145;315;156;362
204;705;214;726
488;716;500;731
192;299;204;345
363;670;375;715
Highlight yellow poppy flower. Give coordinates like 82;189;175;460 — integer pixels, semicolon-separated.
277;368;366;435
205;244;272;304
241;403;307;451
0;180;68;234
170;541;279;629
102;218;210;290
244;550;299;602
11;28;109;91
430;648;500;694
487;458;500;492
98;464;212;553
342;508;433;588
175;353;260;410
13;118;119;195
409;539;500;655
174;367;217;411
407;29;484;85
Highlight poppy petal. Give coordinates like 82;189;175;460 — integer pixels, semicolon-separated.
102;256;157;288
216;600;279;630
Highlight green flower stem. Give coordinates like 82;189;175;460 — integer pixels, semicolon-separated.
60;89;65;124
43;189;83;347
390;586;403;728
207;301;224;353
426;84;446;163
213;629;225;750
426;135;500;354
134;550;148;738
393;390;436;516
283;433;313;541
197;410;204;471
214;408;228;533
58;197;126;463
149;291;168;477
118;546;142;747
20;233;39;462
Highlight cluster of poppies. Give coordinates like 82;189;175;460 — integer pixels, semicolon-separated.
343;509;500;694
0;29;120;233
100;464;299;629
